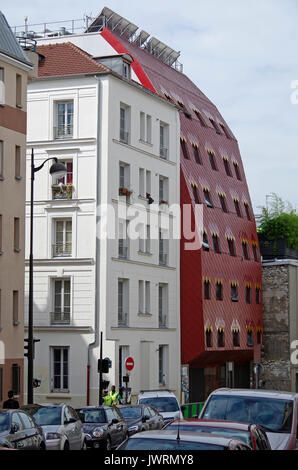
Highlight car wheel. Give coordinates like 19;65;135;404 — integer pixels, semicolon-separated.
106;436;112;451
63;441;70;451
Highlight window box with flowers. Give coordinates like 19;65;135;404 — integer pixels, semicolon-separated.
52;183;75;200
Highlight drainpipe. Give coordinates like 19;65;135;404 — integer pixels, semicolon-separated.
87;75;103;405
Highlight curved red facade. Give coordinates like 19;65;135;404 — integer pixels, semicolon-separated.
101;28;262;399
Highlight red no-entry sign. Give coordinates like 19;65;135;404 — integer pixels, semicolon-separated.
125;356;134;371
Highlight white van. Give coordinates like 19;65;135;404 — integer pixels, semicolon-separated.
137;390;183;425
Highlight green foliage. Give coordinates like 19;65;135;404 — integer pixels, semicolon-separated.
258;193;298;250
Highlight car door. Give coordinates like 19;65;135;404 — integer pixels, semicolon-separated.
148;406;163;430
18;411;39;450
143;406;154;430
68;406;83;449
10;412;27;450
63;406;77;449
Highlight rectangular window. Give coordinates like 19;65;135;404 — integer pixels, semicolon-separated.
220;124;231;139
118;279;129;326
245;286;252;304
212;234;221;254
206;330;213;347
223;157;232;177
209;118;221;134
242;241;250;260
247;331;254;347
52;279;71;324
158;284;168;327
139;280;150;314
140;112;145;141
0;141;3;178
180;138;190;159
233;162;242;181
244;202;252;221
146;115;152;144
13;291;19;325
52;160;73;199
216;282;223;301
119;220;129;259
14;218;20;252
202;232;210;251
16;74;22;108
217;330;225;347
203;189;213;208
53;219;72;257
160;122;169;159
55;101;73;139
159;176;169;204
145;281;150;314
192;144;202;164
158;345;167;385
0;215;2;253
119;162;130;199
234;199;242;217
231;284;239;302
159;230;168;266
252;244;259;262
194;109;206;127
208;151;218;171
138;280;144;314
51;347;69;392
256;287;261;305
219;194;228;213
192;185;201;204
12;364;20;394
120;104;130;144
233;331;240;347
15;146;21;179
204;280;211;300
0;68;4;104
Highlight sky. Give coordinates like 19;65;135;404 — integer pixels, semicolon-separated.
3;0;298;213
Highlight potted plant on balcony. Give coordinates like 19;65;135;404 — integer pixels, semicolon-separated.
52;182;74;199
65;183;75;199
119;187;133;197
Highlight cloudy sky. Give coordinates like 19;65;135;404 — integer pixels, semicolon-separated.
3;0;298;212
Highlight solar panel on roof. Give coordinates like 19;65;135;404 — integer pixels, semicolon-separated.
133;30;150;46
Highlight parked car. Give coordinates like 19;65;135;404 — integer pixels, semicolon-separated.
21;404;84;450
137;390;183;424
0;409;46;450
163;419;271;450
76;406;128;450
117;405;164;435
117;430;252;450
199;388;298;450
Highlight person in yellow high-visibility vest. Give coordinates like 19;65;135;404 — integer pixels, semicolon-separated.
102;390;112;406
109;385;122;405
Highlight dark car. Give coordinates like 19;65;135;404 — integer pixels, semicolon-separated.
117;405;164;435
163;419;271;450
0;409;46;450
76;406;128;450
117;430;252;450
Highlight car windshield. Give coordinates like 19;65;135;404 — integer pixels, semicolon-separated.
201;395;293;433
76;409;106;424
119;407;142;420
139;397;179;412
0;414;10;432
166;424;251;446
122;438;224;450
32;407;62;426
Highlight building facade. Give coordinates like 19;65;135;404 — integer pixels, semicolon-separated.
25;42;180;405
0;12;33;405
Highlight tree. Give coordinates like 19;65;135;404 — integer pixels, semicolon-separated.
258;193;298;250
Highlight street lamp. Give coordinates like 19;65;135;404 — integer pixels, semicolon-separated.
27;148;67;404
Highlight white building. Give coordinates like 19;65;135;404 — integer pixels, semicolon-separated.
25;41;180;406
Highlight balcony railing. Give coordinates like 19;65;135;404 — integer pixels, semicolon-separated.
50;311;71;325
159;253;168;266
159;314;168;328
160;146;168;159
54;125;73;140
118;312;128;327
52;243;72;257
120;129;129;144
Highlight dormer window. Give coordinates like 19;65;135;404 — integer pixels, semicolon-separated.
122;61;131;79
97;53;134;80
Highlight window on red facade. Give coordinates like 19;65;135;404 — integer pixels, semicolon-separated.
204;280;211;300
212;234;221;254
164;93;173;102
245;285;252;304
227;238;236;257
192;185;201;204
193;109;206;127
219;194;229;213
217;330;225;347
256;287;261;304
247;330;254;347
209;118;221;134
204;189;214;208
202;232;210;251
216;282;223;300
180;138;190;160
206;329;213;347
192;144;202;164
252;243;259;262
257;330;262;345
220;124;231;139
208;151;218;171
233;162;242;181
232;330;240;347
231;284;239;302
234;199;242;217
244;202;252;221
223;157;232;177
242;241;250;260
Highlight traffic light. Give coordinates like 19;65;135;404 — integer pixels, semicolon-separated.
24;338;40;359
98;358;109;373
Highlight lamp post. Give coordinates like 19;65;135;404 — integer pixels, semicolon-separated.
27;148;67;404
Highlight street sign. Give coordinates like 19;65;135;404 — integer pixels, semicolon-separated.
125;356;134;371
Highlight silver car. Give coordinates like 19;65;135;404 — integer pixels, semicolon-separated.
199;388;298;450
22;404;85;450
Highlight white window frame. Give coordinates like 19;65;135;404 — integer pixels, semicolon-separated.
118;279;129;326
50;346;70;393
53;219;72;258
158;345;168;386
120;103;130;144
54;100;74;139
160;122;169;159
52;278;71;324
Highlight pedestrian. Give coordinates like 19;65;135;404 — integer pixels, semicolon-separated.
2;390;19;409
102;390;112;406
109;385;122;405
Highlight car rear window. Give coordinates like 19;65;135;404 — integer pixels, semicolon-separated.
122;438;225;450
166;424;251;446
76;408;106;423
119;407;142;420
139;397;179;412
32;407;61;426
201;395;293;433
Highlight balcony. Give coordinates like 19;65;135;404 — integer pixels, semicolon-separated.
159;314;168;328
120;129;129;144
54;125;73;140
50;311;71;325
52;183;74;200
160;146;168;159
159;253;168;266
118;312;128;327
52;243;72;258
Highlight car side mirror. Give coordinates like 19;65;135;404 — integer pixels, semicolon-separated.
142;415;150;422
111;418;119;425
10;424;19;434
